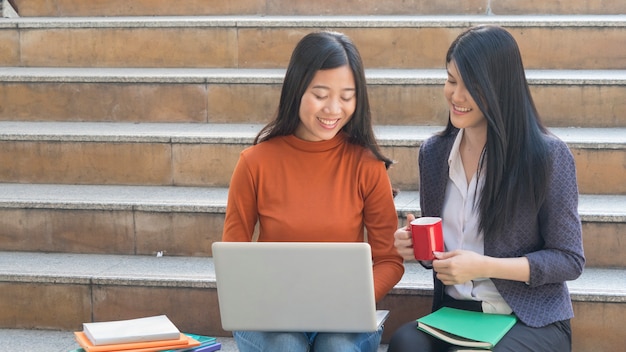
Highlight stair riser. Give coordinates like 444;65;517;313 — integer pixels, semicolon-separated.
0;82;209;123
571;302;626;352
1;282;622;352
493;0;626;15
1;82;624;128
12;0;626;16
2;26;625;70
0;141;622;194
0;282;91;331
91;286;225;338
0;209;224;256
0;283;224;334
583;222;626;268
570;149;626;195
0;30;18;63
1;208;623;268
0;141;240;186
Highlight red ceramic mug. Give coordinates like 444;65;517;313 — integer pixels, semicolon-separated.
410;217;444;261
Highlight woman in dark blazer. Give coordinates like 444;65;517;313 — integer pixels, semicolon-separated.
388;25;585;352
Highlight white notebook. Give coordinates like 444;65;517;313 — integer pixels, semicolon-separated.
212;242;389;332
82;315;180;345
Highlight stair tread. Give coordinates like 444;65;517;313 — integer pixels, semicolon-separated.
0;251;623;302
0;5;623;351
8;0;626;17
1;67;625;84
2;14;626;28
0;328;241;352
0;183;623;223
0;122;624;149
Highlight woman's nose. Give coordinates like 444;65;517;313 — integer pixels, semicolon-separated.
451;86;464;103
323;98;342;114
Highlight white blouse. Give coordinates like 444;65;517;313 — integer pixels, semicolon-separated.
442;129;513;315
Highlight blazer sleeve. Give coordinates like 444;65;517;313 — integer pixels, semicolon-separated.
525;138;585;286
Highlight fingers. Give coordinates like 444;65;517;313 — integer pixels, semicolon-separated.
394;227;410;240
394;213;416;260
395;213;415;240
405;213;416;230
397;249;415;261
435;272;454;285
432;251;475;285
432;252;453;270
393;235;413;260
433;251;447;259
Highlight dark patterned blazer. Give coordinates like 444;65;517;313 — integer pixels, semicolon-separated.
419;128;585;327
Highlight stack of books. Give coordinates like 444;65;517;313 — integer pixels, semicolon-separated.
71;315;221;352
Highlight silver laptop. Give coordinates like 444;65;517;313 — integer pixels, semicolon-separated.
212;241;389;332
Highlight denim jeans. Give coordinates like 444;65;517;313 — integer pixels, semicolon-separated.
233;328;383;352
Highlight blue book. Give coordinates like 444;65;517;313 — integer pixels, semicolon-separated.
185;342;221;352
164;333;220;351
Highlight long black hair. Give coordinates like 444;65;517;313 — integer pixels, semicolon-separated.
254;31;394;169
441;25;550;239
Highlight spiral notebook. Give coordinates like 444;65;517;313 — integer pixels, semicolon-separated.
212;241;389;332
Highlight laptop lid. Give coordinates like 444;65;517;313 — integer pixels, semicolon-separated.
212;241;389;332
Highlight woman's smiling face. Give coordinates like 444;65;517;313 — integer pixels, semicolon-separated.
295;65;356;142
444;60;487;132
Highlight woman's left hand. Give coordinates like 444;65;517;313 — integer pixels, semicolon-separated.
431;250;485;285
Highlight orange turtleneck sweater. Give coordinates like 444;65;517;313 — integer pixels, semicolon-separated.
222;132;404;301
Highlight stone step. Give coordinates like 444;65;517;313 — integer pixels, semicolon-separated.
1;15;625;69
1;67;624;128
0;183;624;268
1;0;18;18
0;122;624;195
10;0;626;16
0;251;623;351
0;330;392;352
0;329;242;352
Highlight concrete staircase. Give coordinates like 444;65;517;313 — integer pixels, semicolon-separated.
0;1;625;351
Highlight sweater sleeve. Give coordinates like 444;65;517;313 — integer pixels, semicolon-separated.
361;159;405;301
222;152;258;242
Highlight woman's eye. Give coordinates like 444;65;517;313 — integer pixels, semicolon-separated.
341;95;355;102
314;94;327;100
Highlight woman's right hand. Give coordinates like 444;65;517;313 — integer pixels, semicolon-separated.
394;213;416;261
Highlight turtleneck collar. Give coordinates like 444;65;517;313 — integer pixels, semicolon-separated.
282;132;348;152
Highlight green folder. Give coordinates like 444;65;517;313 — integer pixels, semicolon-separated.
417;307;517;350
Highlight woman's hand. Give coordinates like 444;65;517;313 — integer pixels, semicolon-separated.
432;250;485;285
433;250;531;284
394;214;416;261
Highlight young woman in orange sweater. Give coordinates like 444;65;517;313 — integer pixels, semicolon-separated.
222;31;404;351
